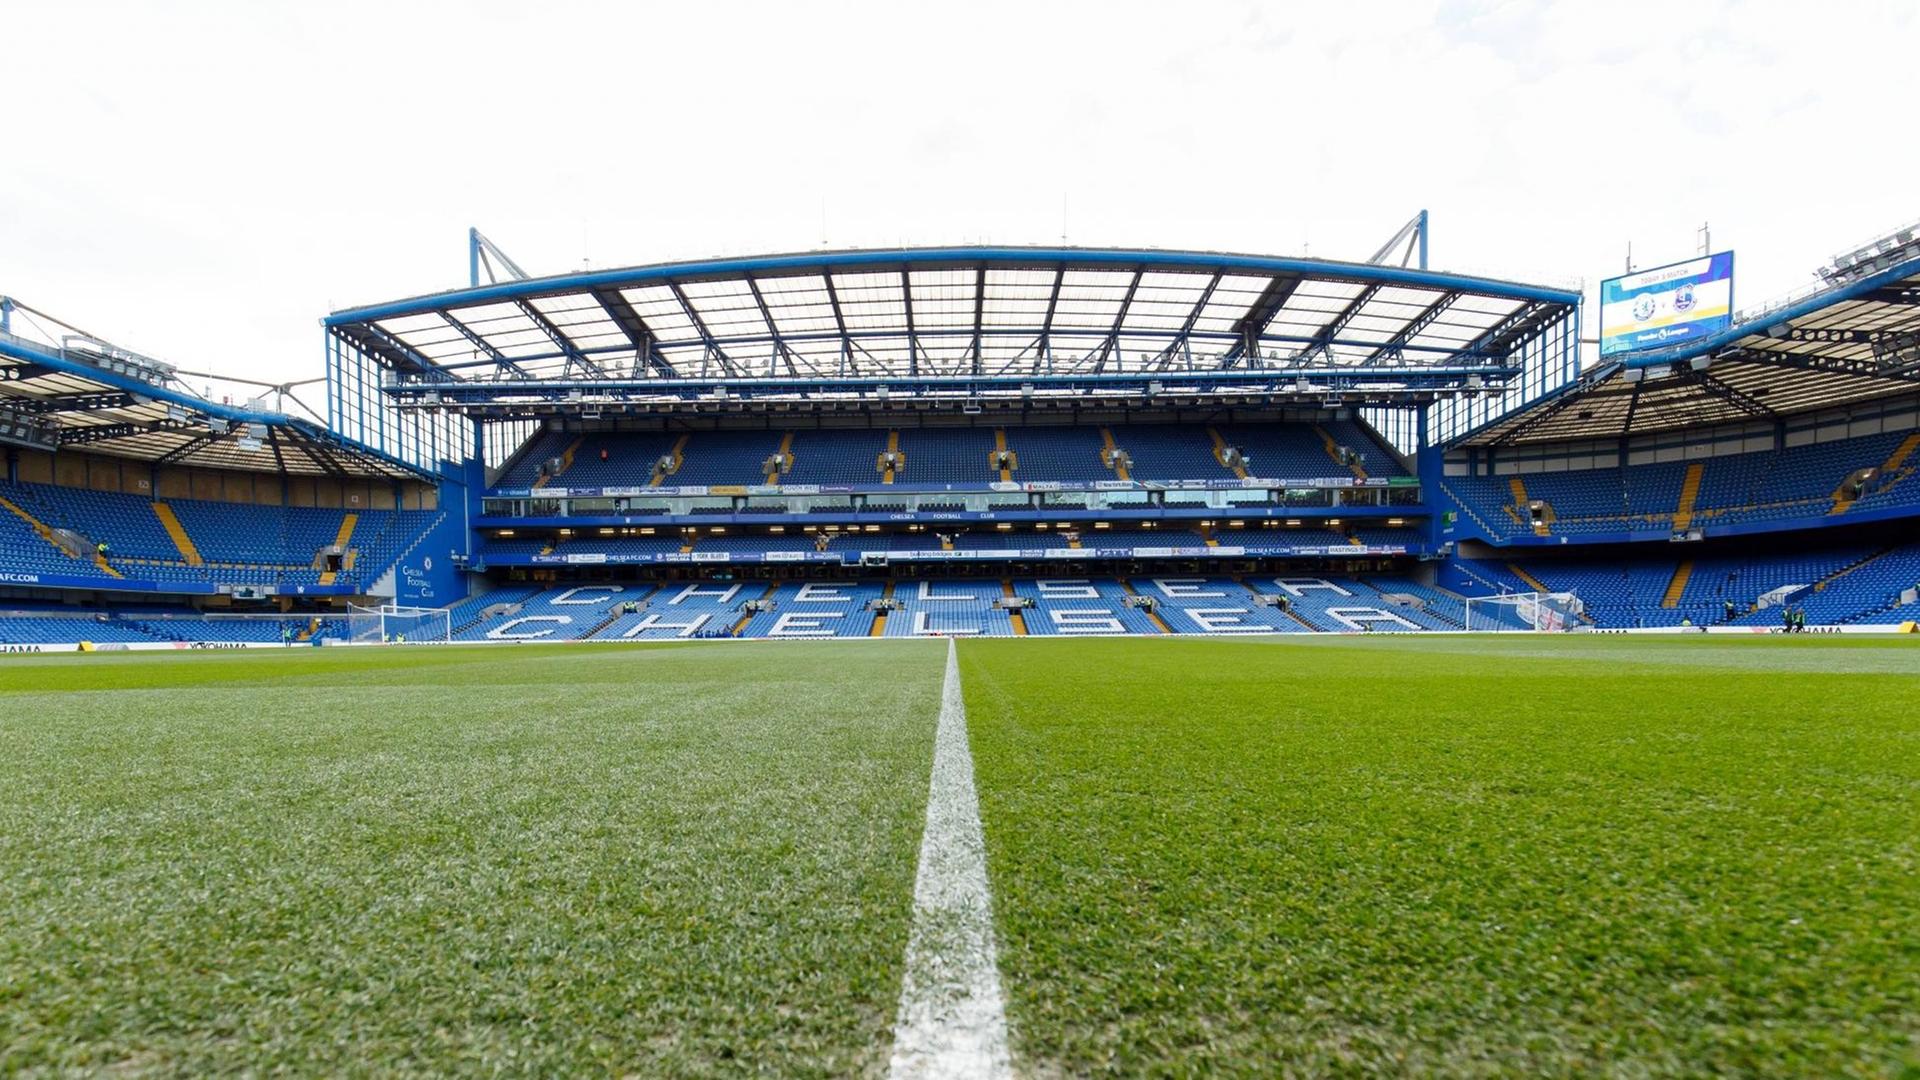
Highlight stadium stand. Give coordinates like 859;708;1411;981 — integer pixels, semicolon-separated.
1449;430;1920;541
0;480;438;591
8;233;1920;645
484;419;1413;493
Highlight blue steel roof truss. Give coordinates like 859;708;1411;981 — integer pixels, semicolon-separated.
588;288;677;378
440;309;533;380
2;330;429;478
330;247;1578;414
1453;257;1920;448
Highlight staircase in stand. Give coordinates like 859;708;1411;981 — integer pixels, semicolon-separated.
317;512;358;586
651;435;689;488
1672;463;1705;530
1508;476;1549;536
1208;427;1248;479
555;436;584;480
1118;578;1171;634
766;433;795;484
1098;428;1131;481
1507;563;1550;593
733;583;779;636
1315;424;1368;480
1812;546;1897;593
151;502;204;566
1661;559;1694;609
869;582;894;637
1834;433;1920;513
0;494;122;578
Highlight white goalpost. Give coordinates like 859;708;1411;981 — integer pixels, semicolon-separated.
1462;591;1585;632
347;603;453;645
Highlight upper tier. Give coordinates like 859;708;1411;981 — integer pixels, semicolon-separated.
0;479;439;594
493;420;1408;493
1443;427;1920;544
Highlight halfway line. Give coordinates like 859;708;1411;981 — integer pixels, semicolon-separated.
887;638;1013;1080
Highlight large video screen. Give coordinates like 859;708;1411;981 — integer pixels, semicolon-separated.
1598;252;1734;357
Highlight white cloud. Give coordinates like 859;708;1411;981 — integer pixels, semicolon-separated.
1;0;1915;386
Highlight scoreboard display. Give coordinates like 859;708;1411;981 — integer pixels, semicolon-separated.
1599;252;1735;357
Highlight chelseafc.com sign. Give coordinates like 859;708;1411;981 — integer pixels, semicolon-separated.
1599;252;1734;357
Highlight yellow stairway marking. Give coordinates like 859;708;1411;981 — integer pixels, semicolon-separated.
733;582;779;636
1661;559;1694;608
1118;578;1171;634
993;429;1013;482
1098;427;1130;481
544;435;584;483
870;581;894;637
318;512;358;585
1208;426;1248;479
767;432;794;484
1315;424;1368;480
1003;579;1027;636
651;434;690;487
1814;546;1895;592
151;502;203;566
1508;476;1549;536
1833;433;1920;513
679;533;697;554
1672;462;1705;529
1240;577;1316;631
0;494;122;577
1882;432;1920;473
884;430;901;484
1507;563;1550;593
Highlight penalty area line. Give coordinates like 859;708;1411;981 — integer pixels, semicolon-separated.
888;638;1013;1080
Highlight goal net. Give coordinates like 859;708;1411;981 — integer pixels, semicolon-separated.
1462;591;1584;632
347;603;452;645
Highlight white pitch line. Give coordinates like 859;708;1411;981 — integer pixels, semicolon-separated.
888;638;1013;1080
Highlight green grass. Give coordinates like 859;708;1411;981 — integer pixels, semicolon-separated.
963;636;1920;1077
0;641;945;1076
3;636;1918;1076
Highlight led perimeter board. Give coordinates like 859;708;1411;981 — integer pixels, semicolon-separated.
1598;252;1734;357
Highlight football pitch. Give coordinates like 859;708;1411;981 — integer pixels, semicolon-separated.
2;636;1916;1076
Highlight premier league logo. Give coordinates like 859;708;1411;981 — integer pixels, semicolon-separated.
1631;294;1657;323
1672;283;1697;314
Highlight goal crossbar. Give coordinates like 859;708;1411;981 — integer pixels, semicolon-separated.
347;603;452;645
1462;591;1584;632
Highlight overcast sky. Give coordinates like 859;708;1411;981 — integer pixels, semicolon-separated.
3;0;1916;401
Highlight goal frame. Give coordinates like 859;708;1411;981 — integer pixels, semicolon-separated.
1462;591;1584;633
347;603;453;645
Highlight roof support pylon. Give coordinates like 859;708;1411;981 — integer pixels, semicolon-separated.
469;228;532;288
1369;210;1430;271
